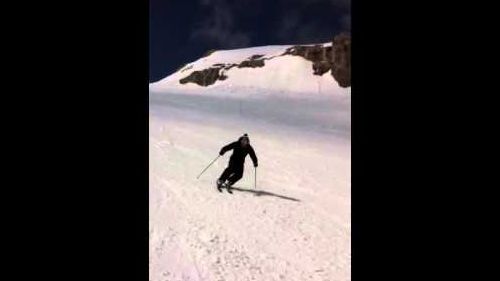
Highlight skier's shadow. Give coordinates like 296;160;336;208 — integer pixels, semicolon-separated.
230;186;301;202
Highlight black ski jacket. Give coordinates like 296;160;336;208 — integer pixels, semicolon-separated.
219;141;258;167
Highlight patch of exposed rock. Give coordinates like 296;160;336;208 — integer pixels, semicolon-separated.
179;67;227;86
283;33;350;87
283;45;333;75
179;54;267;86
331;33;351;87
177;34;350;88
237;55;265;68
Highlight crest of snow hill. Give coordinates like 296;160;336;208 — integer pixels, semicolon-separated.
179;33;351;88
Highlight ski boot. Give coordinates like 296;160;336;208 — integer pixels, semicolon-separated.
216;179;224;192
224;182;234;194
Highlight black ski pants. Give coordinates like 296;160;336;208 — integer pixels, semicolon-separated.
219;161;244;185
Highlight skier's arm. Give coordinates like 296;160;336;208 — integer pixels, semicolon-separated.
249;146;258;167
219;142;237;155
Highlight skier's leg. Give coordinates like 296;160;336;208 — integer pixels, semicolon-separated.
216;166;233;191
227;166;244;186
218;166;233;182
223;167;240;194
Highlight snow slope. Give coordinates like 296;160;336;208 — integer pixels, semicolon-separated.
149;45;351;281
149;44;349;96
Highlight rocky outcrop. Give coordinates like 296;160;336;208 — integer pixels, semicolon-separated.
177;34;351;88
179;67;227;86
331;33;351;87
283;45;333;75
282;33;351;87
237;55;265;68
179;54;267;86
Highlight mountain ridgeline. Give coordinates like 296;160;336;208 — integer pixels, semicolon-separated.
178;33;351;88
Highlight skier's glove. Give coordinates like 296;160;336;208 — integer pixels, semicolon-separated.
219;150;224;156
254;163;258;168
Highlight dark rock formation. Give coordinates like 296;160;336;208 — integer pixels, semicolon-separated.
238;59;265;68
179;67;225;86
179;54;267;86
249;54;264;60
331;33;351;87
313;61;332;75
283;44;334;76
282;33;351;87
285;45;332;62
177;34;351;88
237;54;266;68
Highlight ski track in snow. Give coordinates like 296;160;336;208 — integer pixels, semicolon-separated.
149;91;350;281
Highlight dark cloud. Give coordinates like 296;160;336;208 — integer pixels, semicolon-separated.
190;0;350;48
276;11;328;44
289;0;350;9
295;22;338;44
276;0;350;44
331;0;350;9
340;14;351;31
190;0;252;48
150;0;350;82
276;11;301;41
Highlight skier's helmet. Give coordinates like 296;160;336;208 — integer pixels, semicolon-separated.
239;133;249;146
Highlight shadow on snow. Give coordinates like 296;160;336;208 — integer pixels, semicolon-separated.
230;186;301;202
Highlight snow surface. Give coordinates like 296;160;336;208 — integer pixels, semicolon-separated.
150;45;351;281
149;44;349;96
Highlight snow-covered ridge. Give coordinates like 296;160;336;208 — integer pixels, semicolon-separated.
149;39;350;96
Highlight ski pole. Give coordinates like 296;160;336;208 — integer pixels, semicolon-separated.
196;155;220;179
254;167;257;189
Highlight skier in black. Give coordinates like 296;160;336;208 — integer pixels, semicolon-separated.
217;134;258;193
